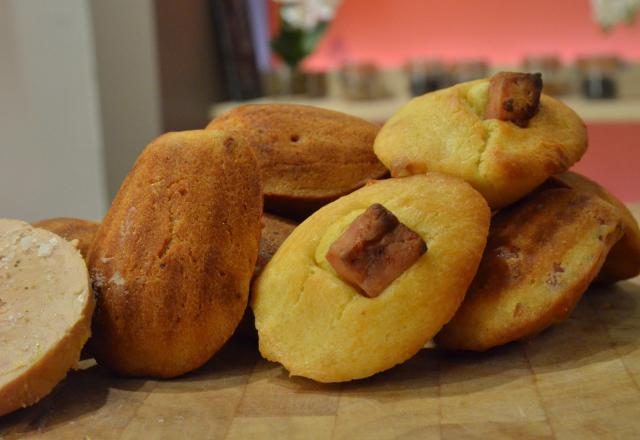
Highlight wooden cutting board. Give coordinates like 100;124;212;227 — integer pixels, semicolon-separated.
2;209;640;440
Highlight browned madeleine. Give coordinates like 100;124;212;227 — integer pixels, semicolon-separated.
436;189;623;352
32;218;99;261
88;130;262;378
235;213;298;340
206;104;387;220
254;213;297;279
545;171;640;283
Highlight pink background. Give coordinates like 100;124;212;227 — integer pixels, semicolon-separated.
573;123;640;202
279;0;640;202
305;0;640;70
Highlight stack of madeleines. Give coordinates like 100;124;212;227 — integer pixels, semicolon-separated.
2;72;640;415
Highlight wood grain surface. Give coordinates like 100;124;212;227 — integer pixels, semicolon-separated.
2;207;640;440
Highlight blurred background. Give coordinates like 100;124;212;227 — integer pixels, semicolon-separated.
1;0;639;221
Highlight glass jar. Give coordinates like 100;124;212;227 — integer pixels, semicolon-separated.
576;56;620;99
406;59;449;96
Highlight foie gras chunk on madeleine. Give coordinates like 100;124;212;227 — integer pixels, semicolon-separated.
485;72;543;127
326;204;427;298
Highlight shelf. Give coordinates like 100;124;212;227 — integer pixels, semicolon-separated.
210;96;640;123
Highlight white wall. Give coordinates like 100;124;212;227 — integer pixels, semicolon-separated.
0;0;107;222
90;0;162;200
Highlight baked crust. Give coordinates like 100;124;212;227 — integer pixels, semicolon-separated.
235;213;298;340
436;189;623;351
374;78;587;209
254;213;297;280
207;104;388;219
88;130;262;378
545;171;640;283
32;218;99;261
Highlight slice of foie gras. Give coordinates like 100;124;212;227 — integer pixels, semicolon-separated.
0;219;94;416
326;204;427;298
485;72;542;127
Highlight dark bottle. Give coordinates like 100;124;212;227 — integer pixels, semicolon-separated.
582;73;617;99
577;56;620;100
407;60;449;96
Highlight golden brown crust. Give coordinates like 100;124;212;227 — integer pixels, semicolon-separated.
88;130;262;378
234;213;298;340
545;171;640;283
436;189;623;351
32;218;99;261
207;104;388;219
254;213;297;279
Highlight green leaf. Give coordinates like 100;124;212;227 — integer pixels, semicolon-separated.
271;17;329;69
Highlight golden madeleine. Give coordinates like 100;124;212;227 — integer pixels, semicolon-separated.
89;130;262;378
207;104;387;219
252;174;490;382
436;189;623;352
545;171;640;283
374;78;587;209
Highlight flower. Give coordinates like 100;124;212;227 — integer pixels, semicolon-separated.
275;0;341;31
591;0;640;30
271;0;341;68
